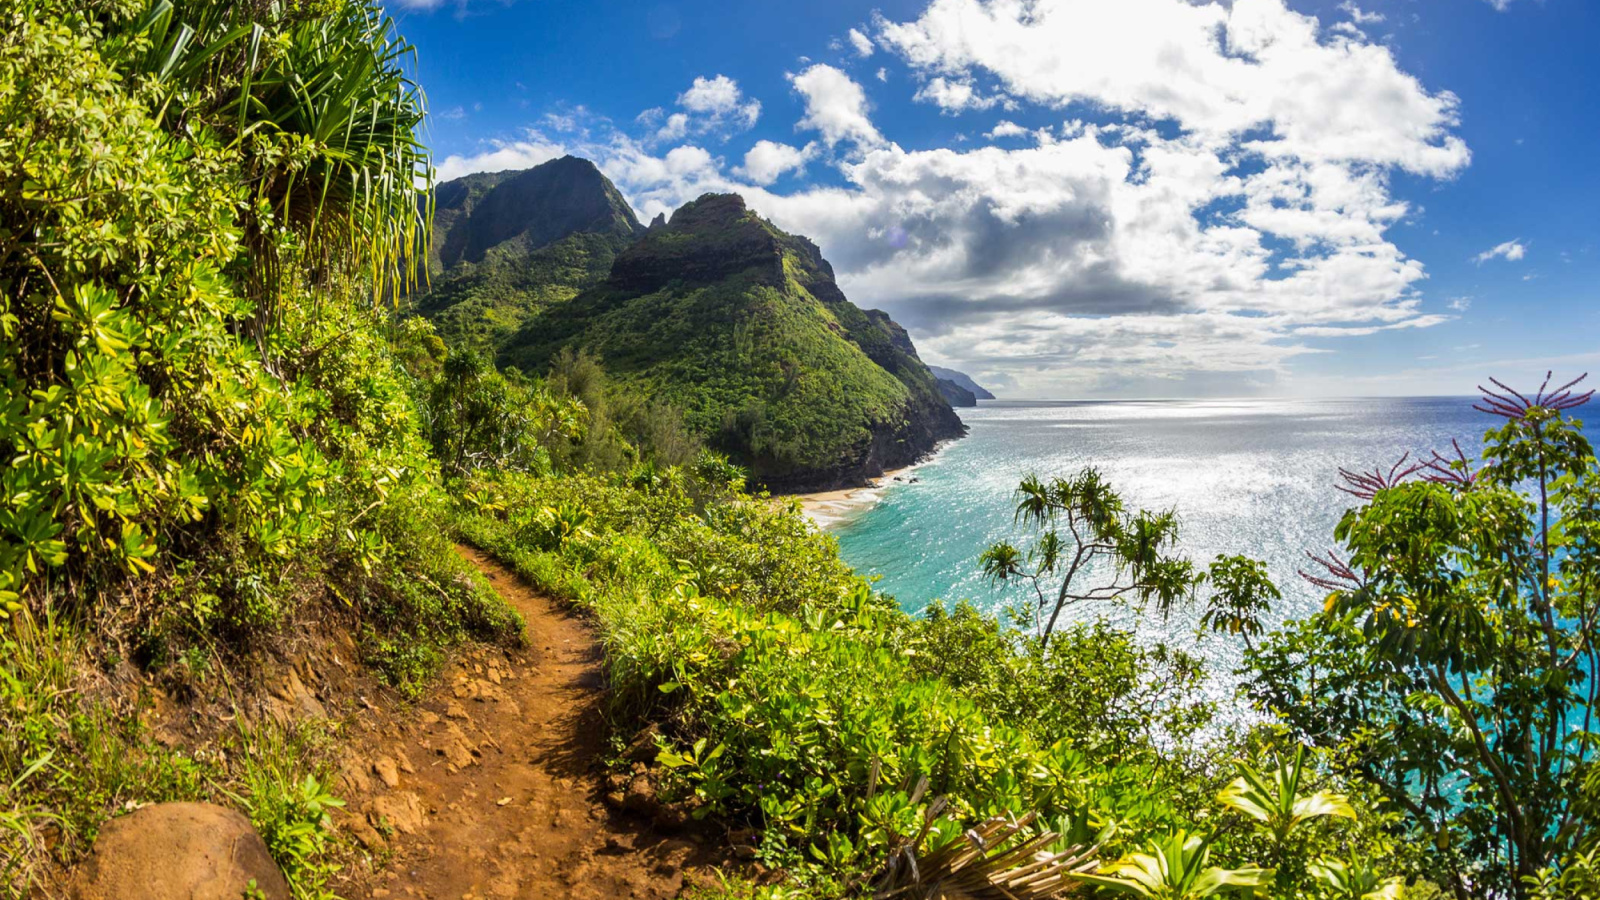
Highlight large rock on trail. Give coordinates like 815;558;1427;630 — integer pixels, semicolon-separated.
70;802;289;900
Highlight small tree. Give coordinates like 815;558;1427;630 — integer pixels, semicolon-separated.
427;350;586;477
980;469;1276;651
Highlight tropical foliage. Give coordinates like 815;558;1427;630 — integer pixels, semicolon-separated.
0;0;514;894
424;347;587;477
455;468;1414;899
6;1;1593;899
1247;375;1598;899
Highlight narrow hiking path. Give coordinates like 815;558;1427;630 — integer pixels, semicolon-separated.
335;546;735;900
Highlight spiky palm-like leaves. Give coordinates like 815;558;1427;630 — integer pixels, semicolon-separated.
871;802;1100;900
120;0;432;311
980;469;1195;650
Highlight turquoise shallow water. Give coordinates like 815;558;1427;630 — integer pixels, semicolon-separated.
829;397;1599;682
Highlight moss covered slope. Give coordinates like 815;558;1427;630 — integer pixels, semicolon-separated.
502;193;965;489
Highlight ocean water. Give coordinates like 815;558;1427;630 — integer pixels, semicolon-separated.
827;397;1599;686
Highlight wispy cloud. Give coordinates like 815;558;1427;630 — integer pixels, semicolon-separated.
1338;2;1385;24
1474;239;1527;264
847;28;875;57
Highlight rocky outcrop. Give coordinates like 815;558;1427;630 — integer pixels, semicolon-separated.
70;802;289;900
605;194;787;294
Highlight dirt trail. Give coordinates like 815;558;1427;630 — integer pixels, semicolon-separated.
336;546;733;900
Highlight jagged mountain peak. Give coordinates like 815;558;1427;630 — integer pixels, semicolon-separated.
430;156;643;271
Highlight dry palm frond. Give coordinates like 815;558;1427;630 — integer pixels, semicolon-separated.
871;787;1098;900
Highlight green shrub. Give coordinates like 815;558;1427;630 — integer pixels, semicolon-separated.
0;611;212;897
233;722;345;900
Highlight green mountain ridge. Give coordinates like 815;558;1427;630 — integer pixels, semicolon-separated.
500;191;966;489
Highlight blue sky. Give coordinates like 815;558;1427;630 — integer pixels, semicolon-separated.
395;0;1598;399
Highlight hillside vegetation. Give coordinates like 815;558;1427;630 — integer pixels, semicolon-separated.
0;1;519;894
3;2;1597;900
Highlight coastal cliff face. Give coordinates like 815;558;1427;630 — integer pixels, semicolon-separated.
929;366;996;401
503;192;965;490
936;378;979;407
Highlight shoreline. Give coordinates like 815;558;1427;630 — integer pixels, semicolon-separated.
793;466;918;529
789;436;961;529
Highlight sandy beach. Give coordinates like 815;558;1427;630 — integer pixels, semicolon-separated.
792;465;919;529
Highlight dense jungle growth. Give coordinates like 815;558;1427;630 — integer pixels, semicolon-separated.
1;1;1596;899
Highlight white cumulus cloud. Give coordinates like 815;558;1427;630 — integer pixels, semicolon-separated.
656;113;690;142
789;64;884;148
679;75;739;113
734;140;819;185
640;75;761;144
877;0;1469;176
984;120;1029;139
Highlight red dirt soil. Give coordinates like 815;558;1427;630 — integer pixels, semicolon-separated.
335;546;736;900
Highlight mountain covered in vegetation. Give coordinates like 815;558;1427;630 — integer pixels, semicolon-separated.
418;156;645;352
421;167;965;489
500;193;965;489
